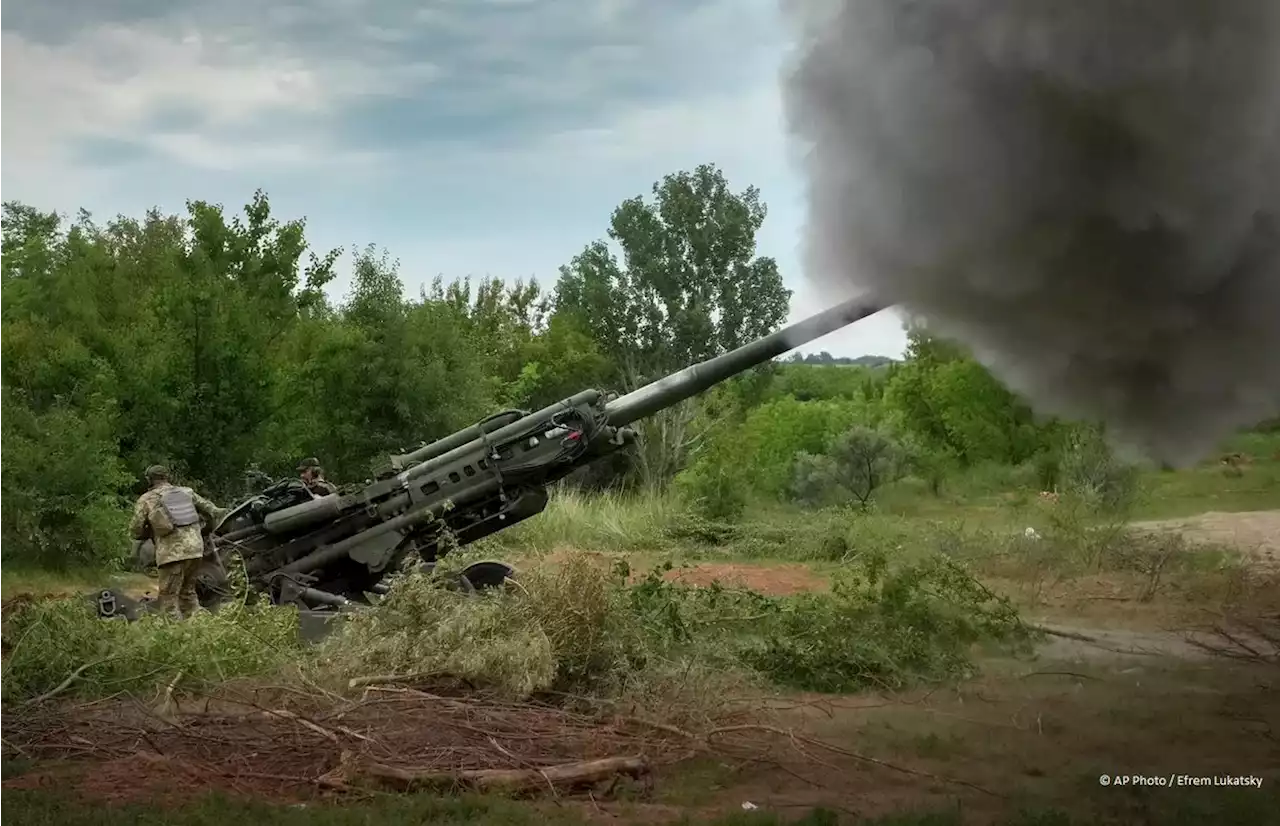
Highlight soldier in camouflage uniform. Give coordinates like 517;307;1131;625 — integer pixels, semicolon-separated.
297;457;338;497
129;465;226;620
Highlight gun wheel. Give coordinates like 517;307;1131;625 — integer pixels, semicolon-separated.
455;560;520;595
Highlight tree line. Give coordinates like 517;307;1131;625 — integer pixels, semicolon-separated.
3;162;1264;570
1;164;789;566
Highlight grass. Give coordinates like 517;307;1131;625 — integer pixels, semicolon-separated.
481;487;687;556
473;427;1280;589
0;597;306;703
4;786;1278;826
482;484;1256;611
0;565;152;602
483;432;1280;567
1130;460;1280;520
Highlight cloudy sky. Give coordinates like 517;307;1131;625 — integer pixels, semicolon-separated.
2;0;909;359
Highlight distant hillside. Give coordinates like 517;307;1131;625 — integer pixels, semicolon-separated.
782;351;898;368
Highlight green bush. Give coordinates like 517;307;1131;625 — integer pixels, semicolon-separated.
319;544;1035;703
317;552;728;700
1;597;305;703
674;445;750;521
789;426;906;509
1057;425;1141;514
739;550;1034;692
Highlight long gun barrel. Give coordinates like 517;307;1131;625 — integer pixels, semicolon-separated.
605;296;884;426
186;294;886;626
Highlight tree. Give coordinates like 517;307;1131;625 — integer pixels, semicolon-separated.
266;248;499;481
133;193;340;493
554;163;792;486
790;426;904;510
884;325;1055;468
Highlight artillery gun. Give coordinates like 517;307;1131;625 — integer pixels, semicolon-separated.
100;296;882;634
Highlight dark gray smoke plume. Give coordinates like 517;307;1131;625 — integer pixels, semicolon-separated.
781;0;1280;465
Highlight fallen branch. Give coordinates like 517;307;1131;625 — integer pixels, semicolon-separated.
1;736;31;759
1029;625;1167;656
17;658;119;709
347;672;443;690
263;709;342;744
1018;670;1102;682
349;753;651;795
1029;625;1097;643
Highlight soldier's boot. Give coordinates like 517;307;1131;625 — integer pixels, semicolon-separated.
155;593;180;620
178;593;202;618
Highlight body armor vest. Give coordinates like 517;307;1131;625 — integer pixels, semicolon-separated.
158;486;200;531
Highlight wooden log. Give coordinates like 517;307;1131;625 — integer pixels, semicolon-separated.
353;754;651;795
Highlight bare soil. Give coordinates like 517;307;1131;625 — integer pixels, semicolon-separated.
1131;510;1280;571
3;685;705;807
7;652;1277;823
660;561;829;595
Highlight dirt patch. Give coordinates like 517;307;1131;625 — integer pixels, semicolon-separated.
659;563;828;596
1030;623;1223;662
1132;509;1280;570
8;651;1278;824
0;685;755;810
703;654;1280;823
3;752;300;808
8;661;1278;824
527;551;830;597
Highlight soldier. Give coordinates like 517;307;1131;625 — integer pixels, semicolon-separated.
297;457;338;496
129;465;226;620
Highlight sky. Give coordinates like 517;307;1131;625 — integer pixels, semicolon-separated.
1;0;910;360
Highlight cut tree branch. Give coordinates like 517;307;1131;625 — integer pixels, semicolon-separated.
346;753;652;795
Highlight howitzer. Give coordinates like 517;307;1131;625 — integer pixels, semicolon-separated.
101;296;882;633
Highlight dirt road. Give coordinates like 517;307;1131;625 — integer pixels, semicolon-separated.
1131;509;1280;571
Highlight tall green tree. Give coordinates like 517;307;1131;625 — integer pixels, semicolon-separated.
554;163;792;485
555;163;790;382
266;248;499;481
883;325;1057;469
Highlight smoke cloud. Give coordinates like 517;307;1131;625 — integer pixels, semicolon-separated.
780;0;1280;465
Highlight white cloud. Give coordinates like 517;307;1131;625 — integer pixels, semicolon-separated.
5;27;319;147
142;133;387;173
1;21;435;186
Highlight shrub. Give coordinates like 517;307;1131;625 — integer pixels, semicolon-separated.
738;550;1032;692
1058;425;1141;514
1;597;304;703
790;426;905;509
